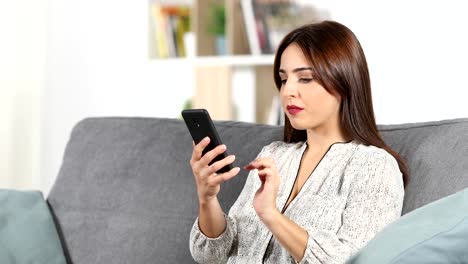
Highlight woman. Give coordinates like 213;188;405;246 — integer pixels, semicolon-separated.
188;21;409;264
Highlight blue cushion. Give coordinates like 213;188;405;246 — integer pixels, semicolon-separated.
347;187;468;264
0;189;67;264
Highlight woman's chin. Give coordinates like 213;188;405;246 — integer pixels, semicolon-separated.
289;118;319;131
288;120;307;130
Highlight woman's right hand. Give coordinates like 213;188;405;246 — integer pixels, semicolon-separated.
190;137;241;204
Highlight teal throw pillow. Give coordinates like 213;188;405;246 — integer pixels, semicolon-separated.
0;189;67;264
347;187;468;264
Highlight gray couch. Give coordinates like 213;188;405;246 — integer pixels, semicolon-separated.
47;117;468;264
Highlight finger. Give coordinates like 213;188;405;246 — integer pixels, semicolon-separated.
257;168;273;178
244;163;266;171
250;158;273;168
199;166;216;179
206;155;236;175
243;158;275;170
243;164;257;171
208;167;241;186
191;137;210;162
199;144;227;167
258;174;266;184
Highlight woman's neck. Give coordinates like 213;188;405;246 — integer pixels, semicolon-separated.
305;130;351;154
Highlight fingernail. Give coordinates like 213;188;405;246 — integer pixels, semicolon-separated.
203;137;209;142
220;144;226;150
229;155;235;161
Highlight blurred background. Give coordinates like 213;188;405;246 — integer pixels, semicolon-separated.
1;0;467;195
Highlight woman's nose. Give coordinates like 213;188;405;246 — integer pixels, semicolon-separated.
282;81;298;97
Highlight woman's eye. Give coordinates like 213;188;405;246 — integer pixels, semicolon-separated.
280;79;287;85
299;78;313;83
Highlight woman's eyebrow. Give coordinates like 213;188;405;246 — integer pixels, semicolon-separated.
279;67;313;74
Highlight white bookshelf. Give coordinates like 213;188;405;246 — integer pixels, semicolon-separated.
157;0;193;5
149;54;274;66
149;0;277;124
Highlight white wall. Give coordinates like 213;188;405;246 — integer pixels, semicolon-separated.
0;0;47;190
4;0;464;193
320;0;468;124
42;0;193;194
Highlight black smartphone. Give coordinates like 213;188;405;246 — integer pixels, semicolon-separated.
182;109;234;174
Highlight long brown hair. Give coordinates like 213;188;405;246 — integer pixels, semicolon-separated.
273;21;409;186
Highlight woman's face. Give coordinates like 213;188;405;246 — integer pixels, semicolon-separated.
279;43;341;131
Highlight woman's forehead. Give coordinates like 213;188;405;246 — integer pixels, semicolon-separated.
280;45;313;71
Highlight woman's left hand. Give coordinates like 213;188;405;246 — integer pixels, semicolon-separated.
244;158;281;222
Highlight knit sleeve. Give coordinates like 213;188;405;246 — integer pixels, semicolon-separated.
189;214;238;264
189;142;281;263
297;152;405;264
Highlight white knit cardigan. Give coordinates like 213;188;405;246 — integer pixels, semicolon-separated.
190;140;405;264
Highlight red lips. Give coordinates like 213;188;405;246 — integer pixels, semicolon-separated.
287;105;304;115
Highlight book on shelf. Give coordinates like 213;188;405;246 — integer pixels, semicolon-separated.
149;2;191;59
241;0;326;55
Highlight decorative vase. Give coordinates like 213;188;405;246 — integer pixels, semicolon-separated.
215;35;227;55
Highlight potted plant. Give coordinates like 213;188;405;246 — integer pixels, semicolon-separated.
206;3;226;55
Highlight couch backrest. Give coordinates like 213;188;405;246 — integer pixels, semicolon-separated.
47;117;468;264
47;117;282;264
377;118;468;213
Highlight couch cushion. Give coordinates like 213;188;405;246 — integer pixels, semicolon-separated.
377;118;468;214
0;189;67;264
346;187;468;264
46;117;282;264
